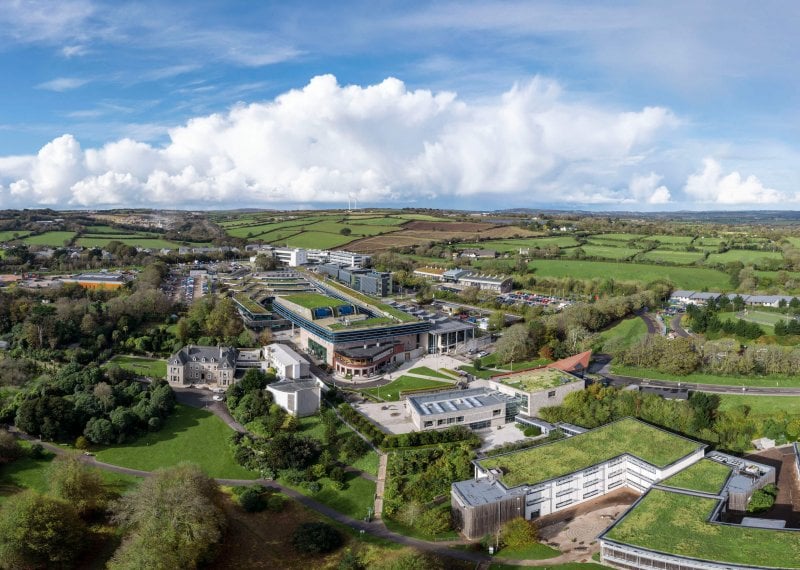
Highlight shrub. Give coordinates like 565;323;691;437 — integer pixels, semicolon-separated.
500;517;538;549
74;435;89;450
523;426;542;437
747;484;778;513
304;481;322;493
28;443;46;459
291;522;343;554
238;486;267;513
266;494;285;512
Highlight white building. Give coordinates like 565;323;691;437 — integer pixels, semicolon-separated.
266;378;323;417
262;343;310;380
328;250;371;268
274;247;308;267
406;388;512;431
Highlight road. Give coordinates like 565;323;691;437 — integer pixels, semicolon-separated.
671;312;691;337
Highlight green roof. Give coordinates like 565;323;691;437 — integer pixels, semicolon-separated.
479;418;703;488
605;489;800;568
317;277;417;322
659;459;731;495
282;293;351;310
494;367;578;391
233;293;269;315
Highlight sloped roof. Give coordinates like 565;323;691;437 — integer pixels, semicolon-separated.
550;350;591;373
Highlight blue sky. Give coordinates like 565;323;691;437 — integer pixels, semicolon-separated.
0;0;799;210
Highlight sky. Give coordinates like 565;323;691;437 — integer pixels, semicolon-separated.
0;1;799;211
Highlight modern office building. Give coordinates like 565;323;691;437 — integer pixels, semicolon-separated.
273;247;308;267
262;342;310;380
488;366;586;417
317;263;392;296
328;250;371;268
266;378;323;417
60;272;128;289
459;273;513;293
407;387;515;431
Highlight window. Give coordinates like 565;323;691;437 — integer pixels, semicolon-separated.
555;488;573;498
424;421;433;428
583;480;599;488
547;390;556;398
583;489;600;500
447;417;455;424
555;499;573;509
456;416;464;423
493;409;501;416
437;419;445;426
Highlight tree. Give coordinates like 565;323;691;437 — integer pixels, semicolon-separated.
109;463;225;570
494;323;532;364
84;417;116;445
0;429;21;464
0;490;86;568
292;522;342;554
500;517;538;549
488;310;505;331
47;454;107;516
340;227;352;236
238;486;267;513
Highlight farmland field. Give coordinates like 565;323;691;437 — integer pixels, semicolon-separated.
641;249;706;264
718;394;800;417
706;250;783;265
282;231;357;249
457;236;579;252
526;259;731;289
589;233;645;241
0;230;31;242
76;236;188;249
23;231;76;246
580;244;638;260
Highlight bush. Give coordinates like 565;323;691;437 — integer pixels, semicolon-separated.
74;435;89;450
266;494;285;512
238;486;267;513
500;517;538;549
523;426;542;437
28;443;46;459
291;522;343;554
747;484;778;513
304;481;322;493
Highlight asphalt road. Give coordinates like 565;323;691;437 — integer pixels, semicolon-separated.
671;312;691;337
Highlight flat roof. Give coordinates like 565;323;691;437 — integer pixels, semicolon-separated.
493;367;580;392
478;418;704;488
658;458;731;495
604;488;800;568
282;293;351;310
408;387;507;417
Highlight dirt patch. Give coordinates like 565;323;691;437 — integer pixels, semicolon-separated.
404;221;495;232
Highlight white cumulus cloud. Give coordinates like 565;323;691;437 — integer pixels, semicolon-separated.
0;74;677;208
36;77;89;91
683;158;787;205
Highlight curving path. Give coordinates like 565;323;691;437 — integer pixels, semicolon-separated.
671;312;691;338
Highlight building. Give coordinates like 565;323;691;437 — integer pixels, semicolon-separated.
670;290;800;308
488;366;586;417
167;345;237;387
407;387;514;431
599;452;784;570
459;273;513;293
442;268;471;282
274;247;308;267
318;263;392;296
267;378;323;417
459;248;497;259
413;267;446;281
263;343;310;380
60;272;128;290
328;250;371;268
451;418;706;540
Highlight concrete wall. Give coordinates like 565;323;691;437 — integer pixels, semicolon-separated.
408;400;505;431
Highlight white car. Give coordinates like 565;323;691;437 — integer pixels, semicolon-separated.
212;394;224;402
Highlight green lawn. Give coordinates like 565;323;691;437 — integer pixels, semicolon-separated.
458;236;580;252
718;394;800;417
24;231;76;246
659;459;731;494
594;317;648;353
605;489;800;568
282;292;351;310
76;237;187;249
279;471;376;520
0;442;140;504
496;542;561;560
580;244;639;260
479;418;702;488
350;452;380;477
107;355;166;378
407;366;455;380
363;375;450;401
95;404;256;479
641;249;706;264
525;259;731;290
715;312;773;335
706;250;783;265
297;414;380;476
611;364;800;388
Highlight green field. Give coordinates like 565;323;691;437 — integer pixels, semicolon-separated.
95;404;256;479
659;459;731;494
590;233;645;241
23;231;76;246
281;231;357;249
715;311;774;334
612;364;800;388
363;375;450;401
641;249;706;264
594;317;648;353
526;259;731;289
107;355;167;378
479;418;701;488
718;394;800;417
606;489;800;568
706;250;783;265
458;236;579;252
76;236;187;249
283;292;351;310
0;230;31;242
580;244;638;260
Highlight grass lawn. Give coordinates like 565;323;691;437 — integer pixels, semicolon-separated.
459;364;499;379
715;312;773;335
23;231;76;246
107;355;166;378
408;366;455;380
718;394;800;417
496;542;561;560
297;414;380;476
479;418;702;488
659;459;731;494
363;375;450;401
0;442;140;504
283;292;351;310
611;364;800;388
525;259;731;290
384;513;461;542
594;317;648;353
95;404;256;479
605;489;800;568
350;452;380;477
641;249;705;264
279;471;376;520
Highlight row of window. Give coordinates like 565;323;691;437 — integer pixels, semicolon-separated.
423;416;465;428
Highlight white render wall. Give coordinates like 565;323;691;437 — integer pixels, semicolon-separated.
600;541;762;570
476;448;704;520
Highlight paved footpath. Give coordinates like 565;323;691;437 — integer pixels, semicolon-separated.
373;452;388;520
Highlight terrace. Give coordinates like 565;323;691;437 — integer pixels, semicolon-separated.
493;367;577;392
478;418;703;488
603;488;800;568
282;293;351;310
